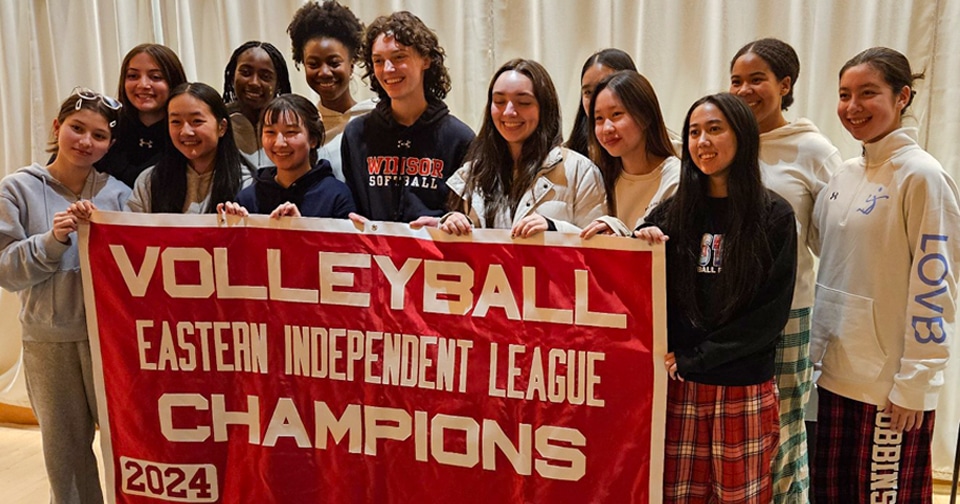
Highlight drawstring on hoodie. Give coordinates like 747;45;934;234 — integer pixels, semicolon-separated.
394;136;412;221
41;173;51;230
39;166;105;225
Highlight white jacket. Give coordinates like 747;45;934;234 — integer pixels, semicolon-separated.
446;146;606;232
760;118;841;309
811;127;960;411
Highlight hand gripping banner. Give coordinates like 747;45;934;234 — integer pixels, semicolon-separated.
79;212;667;503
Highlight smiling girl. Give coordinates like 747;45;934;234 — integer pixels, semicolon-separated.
127;82;242;214
99;44;187;188
441;59;605;237
564;49;637;159
0;89;130;503
729;38;842;503
222;41;292;175
811;47;960;503
287;1;373;182
219;94;355;219
636;93;797;503
580;70;679;238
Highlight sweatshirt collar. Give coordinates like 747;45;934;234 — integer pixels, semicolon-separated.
253;159;333;186
862;127;918;167
759;117;819;141
373;99;449;129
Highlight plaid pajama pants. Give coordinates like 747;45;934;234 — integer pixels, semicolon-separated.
813;388;935;504
772;308;813;503
663;378;780;503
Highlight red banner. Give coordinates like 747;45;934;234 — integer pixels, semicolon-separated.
79;213;667;503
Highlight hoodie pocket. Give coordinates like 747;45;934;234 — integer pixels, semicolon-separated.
811;284;887;382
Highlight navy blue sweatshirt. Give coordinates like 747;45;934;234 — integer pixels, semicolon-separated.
642;190;797;385
236;160;355;218
340;99;474;222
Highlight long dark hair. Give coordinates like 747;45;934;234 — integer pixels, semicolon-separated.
457;58;562;224
149;82;242;213
666;93;770;326
222;41;292;104
587;70;675;216
565;48;636;158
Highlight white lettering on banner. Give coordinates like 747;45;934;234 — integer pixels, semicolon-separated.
136;320;268;373
488;344;605;406
158;395;587;481
108;246;628;329
119;456;218;502
282;326;473;394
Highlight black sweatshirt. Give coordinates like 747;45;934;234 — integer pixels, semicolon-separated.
643;190;797;385
339;99;474;222
97;116;170;188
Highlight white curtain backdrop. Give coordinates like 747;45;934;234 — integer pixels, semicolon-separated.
0;0;957;480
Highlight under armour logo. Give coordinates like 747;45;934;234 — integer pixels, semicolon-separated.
397;140;411;149
139;138;154;149
829;192;838;200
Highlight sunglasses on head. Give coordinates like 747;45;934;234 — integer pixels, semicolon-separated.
72;87;122;112
72;87;122;128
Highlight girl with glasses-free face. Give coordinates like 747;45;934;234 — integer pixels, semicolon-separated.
167;93;228;174
288;0;365;114
837;63;909;144
262;110;318;186
304;37;355;112
124;52;174;127
233;47;279;120
491;70;541;160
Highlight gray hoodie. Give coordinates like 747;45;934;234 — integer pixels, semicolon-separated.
0;162;130;342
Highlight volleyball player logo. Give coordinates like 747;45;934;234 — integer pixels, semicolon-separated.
857;186;889;215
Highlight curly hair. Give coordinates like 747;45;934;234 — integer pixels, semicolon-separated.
221;41;292;104
361;11;451;102
287;0;364;68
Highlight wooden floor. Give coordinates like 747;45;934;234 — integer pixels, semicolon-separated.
0;421;956;503
0;422;105;503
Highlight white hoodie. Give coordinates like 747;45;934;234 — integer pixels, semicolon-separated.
760;118;841;309
811;127;960;411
